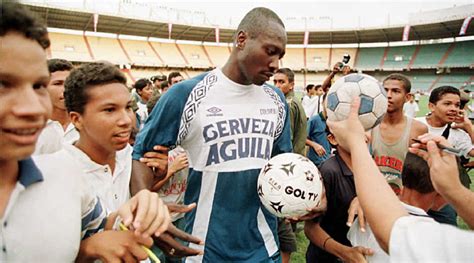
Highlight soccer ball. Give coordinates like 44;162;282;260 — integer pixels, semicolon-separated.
325;73;387;131
257;153;323;218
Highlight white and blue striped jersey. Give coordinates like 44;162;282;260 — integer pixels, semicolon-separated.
133;68;292;262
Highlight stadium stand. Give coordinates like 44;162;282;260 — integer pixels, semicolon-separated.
177;43;212;69
443;41;474;68
86;36;129;64
148;42;187;68
48;32;91;62
204;45;231;68
355;47;386;70
306;48;330;71
282;48;305;70
436;74;472;89
410;43;451;69
120;39;162;67
382;45;417;70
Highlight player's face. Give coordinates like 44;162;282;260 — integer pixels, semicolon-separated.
315;87;324;96
429;93;461;124
236;21;286;86
0;32;51;162
47;70;70;111
138;84;153;102
273;73;293;95
383;79;408;113
72;83;134;154
170;76;184;86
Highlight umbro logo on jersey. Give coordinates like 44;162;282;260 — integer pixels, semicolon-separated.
206;107;223;117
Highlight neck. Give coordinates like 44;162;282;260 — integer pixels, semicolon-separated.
337;148;353;171
222;58;252;85
426;115;446;128
383;110;405;124
399;189;433;212
74;139;116;173
51;108;71;129
0;160;19;187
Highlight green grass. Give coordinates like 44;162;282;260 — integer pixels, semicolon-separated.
290;95;473;262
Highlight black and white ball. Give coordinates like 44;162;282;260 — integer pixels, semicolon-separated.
257;153;323;218
325;73;387;130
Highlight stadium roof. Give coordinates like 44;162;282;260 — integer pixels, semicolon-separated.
26;4;474;44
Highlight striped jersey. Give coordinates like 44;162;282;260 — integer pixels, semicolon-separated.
133;68;292;262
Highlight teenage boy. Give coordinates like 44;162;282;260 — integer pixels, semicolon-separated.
34;59;78;155
0;3;169;262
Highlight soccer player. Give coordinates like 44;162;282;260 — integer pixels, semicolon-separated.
0;3;169;261
371;73;427;194
168;71;184;86
403;93;419;118
302;84;325;119
326;97;474;262
132;7;299;262
34;59;79;155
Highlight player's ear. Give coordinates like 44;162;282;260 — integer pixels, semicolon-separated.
327;133;338;146
428;102;436;112
236;31;247;49
69;111;83;132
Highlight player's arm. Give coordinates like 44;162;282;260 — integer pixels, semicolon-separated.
327;97;408;252
304;220;372;262
321;63;341;93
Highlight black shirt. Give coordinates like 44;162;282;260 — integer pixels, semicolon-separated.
306;154;357;263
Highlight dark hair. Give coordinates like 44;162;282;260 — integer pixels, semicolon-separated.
151;75;166;82
315;84;322;90
383;73;411;93
0;2;50;49
401;152;434;194
275;68;294;83
160;80;169;89
133;78;151;92
305;84;315;93
168;71;182;81
236;7;285;40
48;59;74;74
64;62;127;114
429;86;460;104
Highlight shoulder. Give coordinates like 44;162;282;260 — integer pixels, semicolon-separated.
319;156;340;179
411;118;428;134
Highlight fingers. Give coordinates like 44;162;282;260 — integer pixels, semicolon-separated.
358;207;366;233
167;223;203;245
154;201;171;237
130;190;151;232
167;203;197;214
127;240;149;261
153;145;169;153
349;96;361;118
356;246;374;256
154;233;203;258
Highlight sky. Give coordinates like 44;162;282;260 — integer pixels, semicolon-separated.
24;0;474;30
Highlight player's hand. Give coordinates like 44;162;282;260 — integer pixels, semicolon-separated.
341;246;373;263
154;224;204;258
76;231;153;263
118;189;171;238
326;97;366;151
286;185;327;222
312;143;327;157
452;110;473;133
332;63;342;73
409;134;461;196
347;197;366;232
169;153;189;174
167;202;197;214
140;145;169;178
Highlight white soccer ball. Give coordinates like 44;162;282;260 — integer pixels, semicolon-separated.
325;73;387;131
257;153;323;218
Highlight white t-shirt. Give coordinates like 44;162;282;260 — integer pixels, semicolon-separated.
390;215;474;262
348;203;430;263
136;101;149;131
34;120;79;155
403;102;419;118
63;144;132;212
417;116;473;157
302;95;323;118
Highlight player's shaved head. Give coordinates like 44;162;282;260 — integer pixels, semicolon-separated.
236;7;285;40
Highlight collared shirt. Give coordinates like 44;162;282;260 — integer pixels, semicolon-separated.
63;144;132;212
34;119;79;155
0;156;106;262
307;154;356;263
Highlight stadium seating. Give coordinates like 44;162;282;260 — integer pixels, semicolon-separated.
382;45;416;70
409;75;439;91
410;43;451;69
204;46;231;68
306;48;330;71
86;36;129;64
120;39;163;67
148;42;187;68
177;44;212;69
435;74;472;89
443;41;474;68
282;48;305;70
48;32;91;62
355;47;385;70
